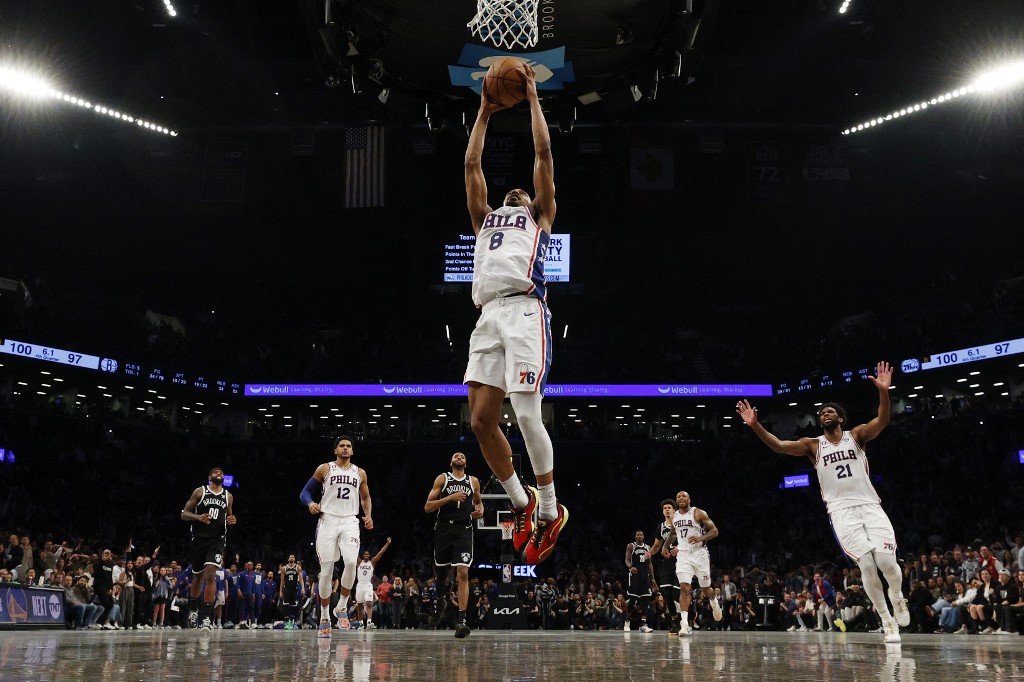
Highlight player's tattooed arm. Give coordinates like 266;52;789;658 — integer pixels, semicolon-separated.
424;474;455;513
695;509;719;543
625;543;635;571
226;492;237;525
181;487;209;523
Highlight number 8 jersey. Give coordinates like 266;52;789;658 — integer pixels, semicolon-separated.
320;462;362;518
813;432;881;513
472;206;550;306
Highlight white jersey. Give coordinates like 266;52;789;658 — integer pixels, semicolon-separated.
672;507;707;556
472;205;550;306
356;560;374;584
813;431;881;513
319;462;362;518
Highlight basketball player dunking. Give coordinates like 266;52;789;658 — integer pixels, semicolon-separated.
298;436;373;639
180;467;237;631
353;539;391;630
624;530;656;633
645;499;682;633
661;491;722;637
425;451;484;638
464;62;568;565
736;361;909;644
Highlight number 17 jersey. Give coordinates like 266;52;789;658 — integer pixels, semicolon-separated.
813;432;880;513
320;462;362;518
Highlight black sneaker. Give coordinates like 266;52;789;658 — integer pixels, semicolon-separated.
188;611;199;629
668;625;680;635
454;624;471;639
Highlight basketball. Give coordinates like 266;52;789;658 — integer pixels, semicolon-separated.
482;57;527;108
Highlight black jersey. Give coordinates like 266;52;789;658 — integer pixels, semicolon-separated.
436;472;475;524
191;486;229;540
282;565;300;593
655;521;677;553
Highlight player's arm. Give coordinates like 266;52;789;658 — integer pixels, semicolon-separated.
694;509;719;544
466;95;502;233
226;492;236;525
522;64;556;232
625;543;635;570
371;537;392;566
736;400;817;458
300;463;328;515
851;361;892;446
360;470;373;529
424;474;456;513
470;476;484;520
661;530;677;558
180;487;209;523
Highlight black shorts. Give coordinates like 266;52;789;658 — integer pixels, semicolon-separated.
657;560;677;590
434;520;474;567
281;588;299;607
189;535;226;572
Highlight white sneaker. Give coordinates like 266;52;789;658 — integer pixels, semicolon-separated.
889;591;910;628
994;629;1011;636
623;621;631;632
813;627;823;632
787;625;798;632
102;624;115;630
711;599;723;622
367;622;377;630
678;625;691;637
639;624;654;633
981;627;995;635
955;625;968;635
883;619;901;644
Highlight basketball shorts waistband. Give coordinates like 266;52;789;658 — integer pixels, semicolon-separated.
481;292;542;311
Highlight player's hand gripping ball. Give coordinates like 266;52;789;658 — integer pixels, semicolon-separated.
482;57;527;108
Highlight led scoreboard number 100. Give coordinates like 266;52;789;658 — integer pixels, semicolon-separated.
0;338;109;371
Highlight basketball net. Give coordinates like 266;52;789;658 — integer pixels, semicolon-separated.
467;0;539;50
499;519;515;542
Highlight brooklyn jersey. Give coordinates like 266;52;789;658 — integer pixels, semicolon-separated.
436;472;475;524
672;508;706;555
813;432;881;513
282;566;300;595
320;462;361;518
472;205;550;306
356;560;374;584
191;486;228;539
656;521;678;554
628;542;652;590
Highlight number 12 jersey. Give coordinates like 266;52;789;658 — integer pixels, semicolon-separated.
320;462;362;518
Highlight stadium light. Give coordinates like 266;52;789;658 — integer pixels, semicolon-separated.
838;0;853;14
162;0;178;18
0;65;178;136
842;60;1024;135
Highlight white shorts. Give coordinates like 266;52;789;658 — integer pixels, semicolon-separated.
676;549;711;588
829;503;897;561
355;582;374;604
464;294;551;394
215;590;226;607
316;514;361;564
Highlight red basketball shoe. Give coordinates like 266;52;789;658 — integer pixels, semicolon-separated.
522;503;568;564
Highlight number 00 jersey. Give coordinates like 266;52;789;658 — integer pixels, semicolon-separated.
813;431;880;514
472;205;550;307
320;462;362;518
191;486;228;539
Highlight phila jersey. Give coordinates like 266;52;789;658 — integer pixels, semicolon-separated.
356;560;374;584
813;432;880;513
436;472;475;524
472;205;550;306
320;462;362;518
191;486;228;539
672;507;706;555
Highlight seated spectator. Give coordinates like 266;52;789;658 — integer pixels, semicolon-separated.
65;574;102;629
965;569;999;634
908;579;936;633
994;568;1021;635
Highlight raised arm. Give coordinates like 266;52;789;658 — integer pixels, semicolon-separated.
522;64;555;232
371;537;392;565
180;487;209;524
736;400;817;458
466;96;503;233
360;470;373;529
851;361;892;446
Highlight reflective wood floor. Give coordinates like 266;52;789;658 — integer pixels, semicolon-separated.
1;629;1023;681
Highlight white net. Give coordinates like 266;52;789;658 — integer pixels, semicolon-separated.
499;521;515;541
467;0;539;50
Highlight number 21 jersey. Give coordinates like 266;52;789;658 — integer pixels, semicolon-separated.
320;462;362;518
813;432;880;513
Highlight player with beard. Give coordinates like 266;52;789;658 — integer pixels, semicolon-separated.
736;361;908;644
624;530;656;633
279;554;304;629
181;467;237;631
661;491;722;637
425;451;484;638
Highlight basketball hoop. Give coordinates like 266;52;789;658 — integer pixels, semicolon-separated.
467;0;539;50
499;519;515;542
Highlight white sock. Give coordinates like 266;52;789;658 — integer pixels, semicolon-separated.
537;482;557;522
337;595;349;615
500;473;530;509
681;611;688;626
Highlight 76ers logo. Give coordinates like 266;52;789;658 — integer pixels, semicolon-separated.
518;363;536;385
883;542;895;552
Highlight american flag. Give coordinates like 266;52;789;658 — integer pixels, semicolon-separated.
344;125;387;208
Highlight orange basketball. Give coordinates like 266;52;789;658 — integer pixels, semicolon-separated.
482;57;527;108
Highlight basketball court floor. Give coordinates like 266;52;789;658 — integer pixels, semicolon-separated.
2;629;1022;681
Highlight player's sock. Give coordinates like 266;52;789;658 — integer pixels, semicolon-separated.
680;611;688;627
188;597;198;613
536;482;557;522
459;610;467;626
500;473;530;509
